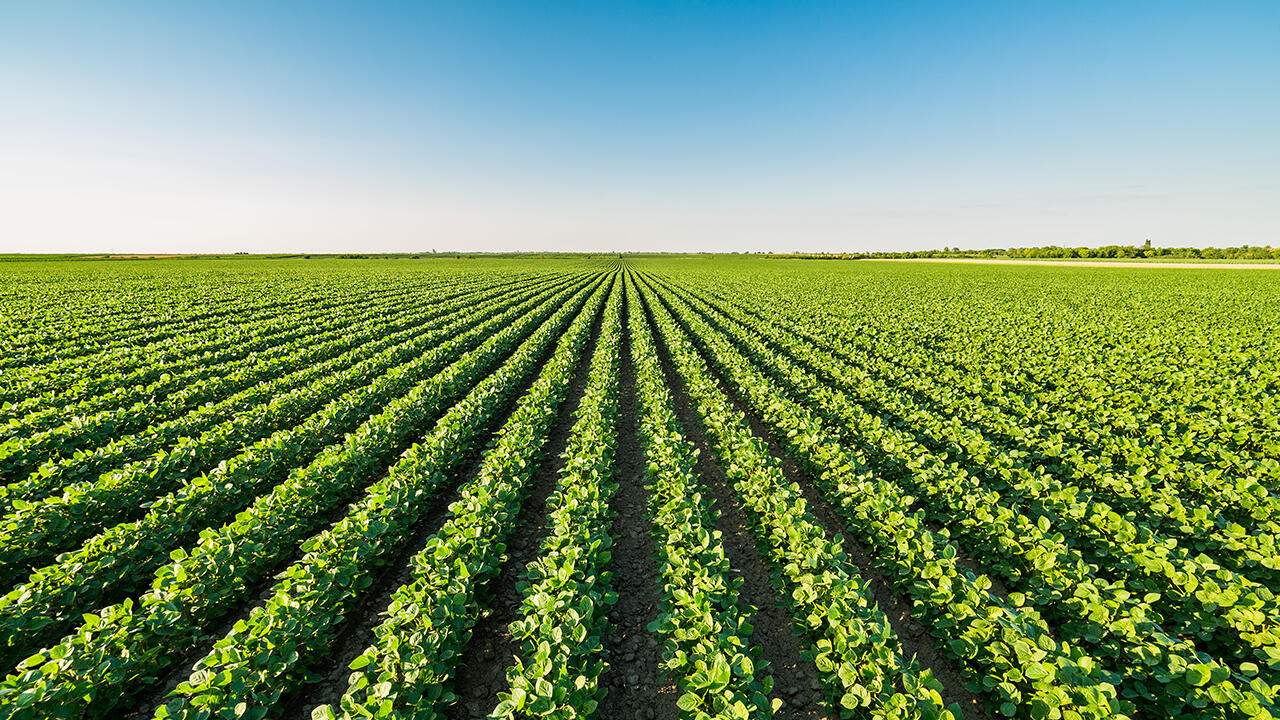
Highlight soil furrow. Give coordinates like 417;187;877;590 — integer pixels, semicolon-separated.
122;289;593;719
666;282;1024;610
640;293;828;719
597;291;677;720
271;295;607;719
658;304;997;720
440;297;606;720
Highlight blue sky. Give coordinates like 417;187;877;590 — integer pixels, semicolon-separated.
1;1;1277;253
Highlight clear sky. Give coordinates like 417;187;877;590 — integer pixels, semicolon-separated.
2;1;1277;253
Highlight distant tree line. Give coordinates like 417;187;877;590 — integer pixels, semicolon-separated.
790;241;1280;260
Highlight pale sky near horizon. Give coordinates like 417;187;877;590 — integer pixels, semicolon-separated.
2;1;1277;254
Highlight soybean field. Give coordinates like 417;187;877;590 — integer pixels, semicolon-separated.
0;255;1278;720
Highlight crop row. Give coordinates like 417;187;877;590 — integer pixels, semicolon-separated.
643;272;1277;719
635;271;1129;720
0;274;546;510
710;282;1280;587
0;274;591;669
487;274;624;718
625;275;775;719
0;275;383;375
0;274;579;592
666;276;1280;687
0;274;479;417
0;272;501;445
0;276;599;716
156;276;612;719
311;276;615;720
1;256;1273;720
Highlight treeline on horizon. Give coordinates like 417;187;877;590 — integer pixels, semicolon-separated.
796;242;1280;260
3;246;1278;263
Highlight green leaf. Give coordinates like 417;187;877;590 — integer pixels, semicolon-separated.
676;692;701;712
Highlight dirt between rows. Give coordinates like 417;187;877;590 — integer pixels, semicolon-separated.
108;277;1000;720
121;289;599;719
639;281;995;720
715;382;997;720
636;291;829;719
596;296;679;720
441;297;607;720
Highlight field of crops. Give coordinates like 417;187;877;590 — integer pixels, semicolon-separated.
0;255;1277;720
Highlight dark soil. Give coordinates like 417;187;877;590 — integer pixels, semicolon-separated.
439;296;606;720
639;292;829;720
678;287;1059;607
640;281;996;720
597;294;679;720
277;284;608;719
678;288;1020;607
125;288;598;720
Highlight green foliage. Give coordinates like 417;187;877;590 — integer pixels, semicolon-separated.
0;255;1275;720
324;280;613;720
490;284;624;720
630;257;1280;719
0;275;604;718
625;276;774;719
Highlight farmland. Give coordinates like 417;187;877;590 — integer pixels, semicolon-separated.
0;255;1277;720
